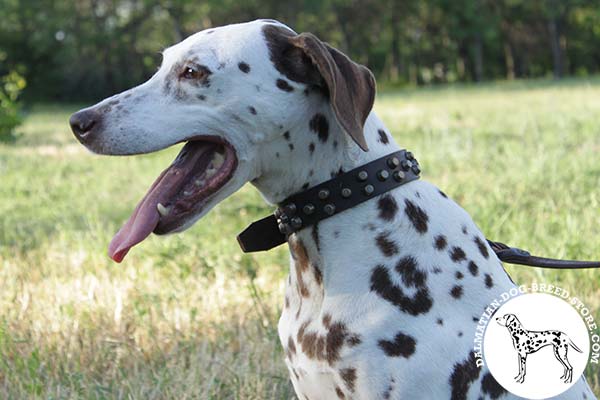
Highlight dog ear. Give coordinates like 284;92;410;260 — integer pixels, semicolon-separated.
262;25;375;151
289;33;375;151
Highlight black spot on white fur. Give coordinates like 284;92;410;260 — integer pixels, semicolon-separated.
450;246;466;262
375;232;399;257
370;266;432;316
404;199;428;234
377;129;389;144
378;331;416;358
468;261;479;276
484;274;494;288
238;62;250;73
396;256;426;287
276;78;294;92
311;224;320;252
450;285;463;299
309;113;329;143
480;372;507;399
377;194;398;221
434;235;447;250
473;236;490;259
449;352;481;400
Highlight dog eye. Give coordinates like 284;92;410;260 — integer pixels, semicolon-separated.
181;66;203;80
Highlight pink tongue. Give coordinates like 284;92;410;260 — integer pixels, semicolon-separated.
108;142;216;262
108;168;176;263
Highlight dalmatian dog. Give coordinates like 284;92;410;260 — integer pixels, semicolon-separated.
69;20;596;400
496;313;584;384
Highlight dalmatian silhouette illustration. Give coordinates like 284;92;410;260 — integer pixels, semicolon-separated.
496;313;583;384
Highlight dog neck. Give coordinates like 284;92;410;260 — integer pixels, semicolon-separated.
251;107;400;205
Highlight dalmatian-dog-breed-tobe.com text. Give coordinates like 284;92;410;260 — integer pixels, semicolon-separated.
69;20;596;399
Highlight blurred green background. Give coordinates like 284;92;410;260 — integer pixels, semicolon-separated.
3;0;600;101
0;1;599;399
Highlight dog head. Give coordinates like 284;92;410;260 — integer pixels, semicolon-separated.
69;20;376;262
496;313;519;328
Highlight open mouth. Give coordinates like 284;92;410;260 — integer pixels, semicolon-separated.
108;137;237;263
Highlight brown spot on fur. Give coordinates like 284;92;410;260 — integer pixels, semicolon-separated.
340;368;357;392
312;264;323;285
335;387;345;399
286;336;297;360
290;238;310;297
290;239;309;271
347;334;361;346
296;319;354;365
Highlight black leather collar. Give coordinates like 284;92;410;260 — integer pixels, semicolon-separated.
237;150;420;252
235;150;600;271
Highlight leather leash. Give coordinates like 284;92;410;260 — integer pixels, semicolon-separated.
488;240;600;269
237;150;600;270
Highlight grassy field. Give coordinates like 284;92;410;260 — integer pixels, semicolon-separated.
1;79;599;398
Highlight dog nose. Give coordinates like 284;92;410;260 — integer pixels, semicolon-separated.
69;109;100;141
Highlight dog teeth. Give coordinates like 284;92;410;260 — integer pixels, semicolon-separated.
213;152;225;168
183;190;192;196
205;168;216;178
195;179;205;187
156;203;170;217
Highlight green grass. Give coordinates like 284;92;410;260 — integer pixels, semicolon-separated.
1;79;599;398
